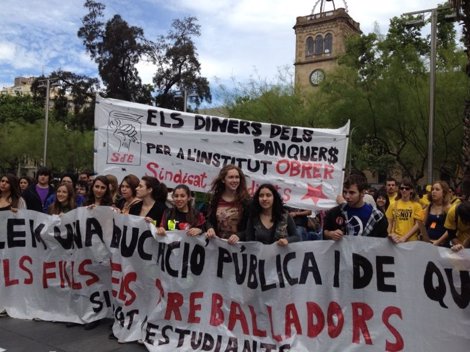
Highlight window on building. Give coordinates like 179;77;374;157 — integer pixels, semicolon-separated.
314;35;323;55
306;36;315;57
324;33;333;54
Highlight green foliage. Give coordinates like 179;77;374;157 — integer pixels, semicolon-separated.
30;70;100;128
0;94;94;174
78;1;153;103
153;17;211;111
0;94;43;124
45;122;94;171
221;12;466;184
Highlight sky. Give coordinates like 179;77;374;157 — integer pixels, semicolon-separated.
0;0;450;104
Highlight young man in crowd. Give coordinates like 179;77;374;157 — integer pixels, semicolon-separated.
324;174;388;240
386;177;398;205
22;167;55;213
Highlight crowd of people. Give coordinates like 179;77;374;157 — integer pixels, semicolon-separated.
1;164;470;336
1;166;469;251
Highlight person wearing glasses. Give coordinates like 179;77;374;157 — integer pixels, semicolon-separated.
386;178;424;243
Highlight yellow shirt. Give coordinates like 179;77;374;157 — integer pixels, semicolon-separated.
444;203;470;244
388;193;397;206
386;199;424;241
419;196;430;208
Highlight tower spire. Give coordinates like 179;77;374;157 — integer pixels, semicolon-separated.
312;0;349;15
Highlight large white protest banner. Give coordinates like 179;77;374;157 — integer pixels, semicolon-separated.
1;209;469;351
94;96;349;210
0;208;113;322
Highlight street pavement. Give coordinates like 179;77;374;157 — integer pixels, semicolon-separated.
0;316;146;352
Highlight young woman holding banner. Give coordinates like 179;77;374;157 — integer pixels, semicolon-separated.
116;174;141;214
48;183;76;215
205;165;251;244
242;183;299;246
0;173;26;211
157;184;205;236
84;175;114;207
129;175;168;224
420;180;451;247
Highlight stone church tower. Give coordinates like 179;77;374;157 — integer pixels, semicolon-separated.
294;0;361;91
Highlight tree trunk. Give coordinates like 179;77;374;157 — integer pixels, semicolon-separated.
451;1;470;181
464;100;470;179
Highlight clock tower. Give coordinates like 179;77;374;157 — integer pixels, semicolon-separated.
294;0;361;90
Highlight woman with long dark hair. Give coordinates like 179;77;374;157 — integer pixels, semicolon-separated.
18;175;33;193
243;183;299;245
84;175;114;207
374;188;390;214
0;174;26;211
157;184;205;236
205;165;251;244
129;176;168;223
116;174;141;214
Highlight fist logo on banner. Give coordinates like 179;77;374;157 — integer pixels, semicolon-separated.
107;111;143;166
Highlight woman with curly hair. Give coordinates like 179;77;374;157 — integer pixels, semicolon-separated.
0;173;26;211
205;164;251;244
243;183;299;246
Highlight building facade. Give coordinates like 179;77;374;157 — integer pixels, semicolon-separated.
293;1;361;91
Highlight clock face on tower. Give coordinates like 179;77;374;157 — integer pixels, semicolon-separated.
310;69;325;86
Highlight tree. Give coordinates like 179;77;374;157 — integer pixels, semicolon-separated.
221;14;466;185
0;120;93;174
152;17;211;111
78;0;153;103
449;0;470;183
30;70;100;130
0;94;43;124
313;14;466;184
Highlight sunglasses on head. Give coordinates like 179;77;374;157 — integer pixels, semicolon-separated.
400;186;411;191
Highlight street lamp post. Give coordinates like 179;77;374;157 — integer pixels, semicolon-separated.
403;7;438;185
402;5;455;185
43;78;51;166
38;77;58;167
348;126;357;175
429;8;437;186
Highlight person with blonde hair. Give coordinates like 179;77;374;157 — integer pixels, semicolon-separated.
420;180;451;247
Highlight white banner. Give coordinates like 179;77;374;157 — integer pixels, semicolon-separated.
94;96;350;210
0;208;113;322
1;209;469;352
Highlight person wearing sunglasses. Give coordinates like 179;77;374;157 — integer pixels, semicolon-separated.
386;178;424;243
